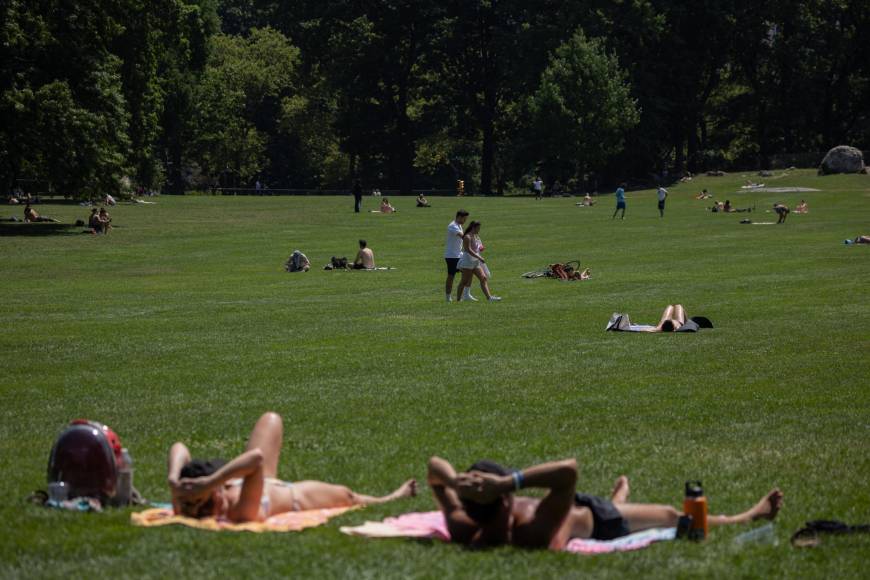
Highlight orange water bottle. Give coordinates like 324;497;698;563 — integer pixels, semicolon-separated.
683;481;708;540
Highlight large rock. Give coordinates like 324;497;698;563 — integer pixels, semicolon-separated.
819;146;865;175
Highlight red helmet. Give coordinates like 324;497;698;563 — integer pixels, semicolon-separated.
47;420;121;500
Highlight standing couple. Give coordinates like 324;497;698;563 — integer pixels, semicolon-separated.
444;210;501;303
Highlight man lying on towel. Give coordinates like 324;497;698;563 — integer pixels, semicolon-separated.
167;412;416;522
427;456;782;550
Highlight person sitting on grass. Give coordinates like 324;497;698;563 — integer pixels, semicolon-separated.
583;194;595;206
98;207;112;233
353;239;375;270
695;189;712;200
380;198;396;213
167;412;417;522
427;456;782;550
88;208;103;234
794;200;808;214
773;202;789;224
416;193;431;207
23;203;60;223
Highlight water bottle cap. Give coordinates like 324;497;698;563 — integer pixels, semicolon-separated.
685;480;704;497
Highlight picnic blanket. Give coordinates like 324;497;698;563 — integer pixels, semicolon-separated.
131;506;356;533
340;511;676;554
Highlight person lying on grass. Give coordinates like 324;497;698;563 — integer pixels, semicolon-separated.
23;203;60;223
168;412;416;522
427;456;782;550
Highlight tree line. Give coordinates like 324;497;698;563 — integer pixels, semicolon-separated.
2;0;868;197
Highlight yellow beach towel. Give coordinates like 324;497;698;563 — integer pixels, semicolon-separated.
131;506;356;533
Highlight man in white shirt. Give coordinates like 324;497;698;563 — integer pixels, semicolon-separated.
444;209;469;302
533;177;543;200
657;186;668;217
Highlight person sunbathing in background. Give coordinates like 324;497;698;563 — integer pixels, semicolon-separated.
24;203;59;223
794;200;808;214
380;198;396;213
416;193;431;207
427;456;782;550
168;412;416;522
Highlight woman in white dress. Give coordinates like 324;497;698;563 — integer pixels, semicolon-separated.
455;221;501;302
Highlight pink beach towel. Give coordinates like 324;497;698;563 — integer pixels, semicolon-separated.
340;511;675;554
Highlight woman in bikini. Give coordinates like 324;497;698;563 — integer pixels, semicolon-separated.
167;412;417;521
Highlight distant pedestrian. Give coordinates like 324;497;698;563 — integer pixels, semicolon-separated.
773;203;789;224
657;186;667;217
353;180;363;213
444;209;469;302
533;176;543;200
612;183;627;219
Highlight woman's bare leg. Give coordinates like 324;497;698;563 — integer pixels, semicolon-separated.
297;479;417;509
473;268;493;299
456;269;474;301
245;412;283;478
673;304;686;326
656;305;675;330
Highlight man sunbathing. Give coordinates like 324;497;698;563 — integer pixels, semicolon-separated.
168;412;416;522
427;456;782;550
353;239;375;269
23;203;60;223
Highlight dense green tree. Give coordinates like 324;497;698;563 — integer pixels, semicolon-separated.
0;0;131;197
527;31;639;186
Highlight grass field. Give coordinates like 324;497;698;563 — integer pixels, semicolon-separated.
1;169;868;578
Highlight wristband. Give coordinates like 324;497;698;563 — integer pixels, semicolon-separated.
512;470;524;491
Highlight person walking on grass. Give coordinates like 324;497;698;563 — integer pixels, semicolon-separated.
455;221;501;302
427;455;782;550
612;183;627;219
353;180;363;213
533;176;544;200
444;209;468;302
657;186;668;217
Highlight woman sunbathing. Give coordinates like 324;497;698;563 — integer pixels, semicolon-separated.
167;412;416;521
380;198;396;213
794;200;808;214
428;456;782;550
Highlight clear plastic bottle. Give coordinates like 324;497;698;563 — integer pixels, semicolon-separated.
116;448;133;506
734;523;777;546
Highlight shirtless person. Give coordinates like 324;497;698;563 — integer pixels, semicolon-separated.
24;203;60;223
168;412;416;522
353;239;375;270
427;456;782;550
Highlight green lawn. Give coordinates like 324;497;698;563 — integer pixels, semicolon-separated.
1;169;868;578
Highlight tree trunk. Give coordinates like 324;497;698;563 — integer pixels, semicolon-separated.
480;109;495;196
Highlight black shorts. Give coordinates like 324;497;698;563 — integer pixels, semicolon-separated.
445;258;460;276
575;493;631;540
616;201;626;209
658;200;666;209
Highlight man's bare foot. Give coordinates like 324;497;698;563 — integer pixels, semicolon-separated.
610;476;630;504
750;488;783;521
